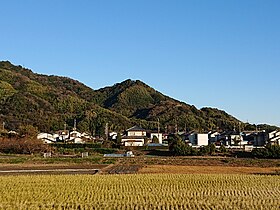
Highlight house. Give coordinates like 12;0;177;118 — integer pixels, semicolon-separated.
254;131;268;146
37;133;56;144
81;132;94;142
37;129;90;144
268;130;280;145
121;126;146;146
188;133;208;146
241;131;256;145
220;131;244;146
208;131;220;144
68;130;84;144
54;130;69;142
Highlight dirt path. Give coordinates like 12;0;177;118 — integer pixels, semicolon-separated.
0;168;100;175
0;164;108;175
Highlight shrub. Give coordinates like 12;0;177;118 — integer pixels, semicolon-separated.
168;134;197;156
0;137;48;154
252;145;280;159
220;144;227;153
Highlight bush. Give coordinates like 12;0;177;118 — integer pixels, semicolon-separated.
252;145;280;159
168;135;197;156
199;144;216;155
0;137;48;154
220;145;227;153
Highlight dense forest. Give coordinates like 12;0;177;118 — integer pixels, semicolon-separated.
0;61;277;136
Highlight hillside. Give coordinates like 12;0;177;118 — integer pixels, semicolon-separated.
0;61;133;134
0;61;275;134
93;79;242;131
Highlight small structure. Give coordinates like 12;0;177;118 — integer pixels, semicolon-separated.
126;151;135;157
109;132;118;140
103;151;135;157
81;152;89;158
43;152;52;158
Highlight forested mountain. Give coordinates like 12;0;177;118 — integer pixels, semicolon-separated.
0;61;276;135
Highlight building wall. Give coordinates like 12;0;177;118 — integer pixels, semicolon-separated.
197;134;208;146
254;132;267;146
188;133;208;146
127;131;146;137
150;133;163;144
188;134;197;145
124;141;144;147
268;131;280;139
37;133;53;140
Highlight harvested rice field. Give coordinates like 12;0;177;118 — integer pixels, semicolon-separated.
0;174;279;209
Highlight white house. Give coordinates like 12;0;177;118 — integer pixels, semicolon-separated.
37;133;56;144
122;126;146;146
54;130;69;142
188;133;209;146
268;130;280;145
37;130;88;144
69;131;84;144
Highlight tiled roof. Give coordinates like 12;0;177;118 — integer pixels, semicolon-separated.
126;125;146;132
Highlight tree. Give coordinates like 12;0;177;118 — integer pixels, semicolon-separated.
144;137;149;145
0;136;48;154
220;144;227;153
200;145;210;155
85;110;97;136
18;125;38;137
210;143;216;155
116;133;122;145
168;134;196;156
152;135;159;143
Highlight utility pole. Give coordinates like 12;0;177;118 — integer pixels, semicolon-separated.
64;123;67;133
157;119;160;137
238;122;241;133
73;119;77;131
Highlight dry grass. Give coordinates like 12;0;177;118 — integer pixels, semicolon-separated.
0;174;279;209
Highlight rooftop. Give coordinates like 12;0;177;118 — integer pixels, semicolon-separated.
126;125;146;132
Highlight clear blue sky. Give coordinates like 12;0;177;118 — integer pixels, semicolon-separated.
1;0;279;126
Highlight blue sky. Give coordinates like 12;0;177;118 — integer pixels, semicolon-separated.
1;0;279;126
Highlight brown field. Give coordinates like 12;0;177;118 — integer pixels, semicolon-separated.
117;156;280;167
139;165;280;174
0;154;280;175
